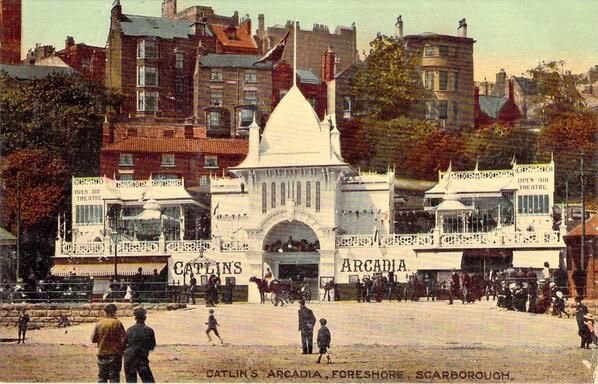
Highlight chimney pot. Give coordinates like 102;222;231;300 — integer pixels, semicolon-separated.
457;18;467;37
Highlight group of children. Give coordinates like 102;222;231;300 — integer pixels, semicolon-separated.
204;308;333;363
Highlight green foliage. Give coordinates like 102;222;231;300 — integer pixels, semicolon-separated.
352;34;427;120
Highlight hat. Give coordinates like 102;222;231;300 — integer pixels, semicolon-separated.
209;309;214;313
104;303;117;314
585;314;594;320
549;282;556;287
133;307;147;320
319;318;327;325
556;291;563;299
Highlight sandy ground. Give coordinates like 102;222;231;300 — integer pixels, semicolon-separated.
0;300;594;382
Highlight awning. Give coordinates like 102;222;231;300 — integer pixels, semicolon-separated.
512;250;561;269
51;263;167;277
415;251;462;270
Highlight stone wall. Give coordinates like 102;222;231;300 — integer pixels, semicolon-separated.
0;302;186;328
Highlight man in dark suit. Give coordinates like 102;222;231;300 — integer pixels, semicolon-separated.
297;299;316;354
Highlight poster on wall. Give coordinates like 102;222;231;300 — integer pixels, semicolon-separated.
1;0;595;383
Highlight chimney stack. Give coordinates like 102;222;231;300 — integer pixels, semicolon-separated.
495;69;506;98
395;15;403;38
65;36;75;49
320;46;336;83
457;18;467;37
161;0;177;19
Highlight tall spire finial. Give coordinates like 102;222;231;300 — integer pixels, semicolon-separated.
293;21;297;87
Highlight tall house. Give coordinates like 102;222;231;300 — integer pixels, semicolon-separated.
398;17;475;130
0;0;21;64
257;20;358;76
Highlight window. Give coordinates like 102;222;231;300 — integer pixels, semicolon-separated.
244;70;257;83
439;71;448;91
75;205;103;225
137;39;157;59
81;58;91;72
262;183;267;213
119;174;134;181
438;101;448;119
137;91;158;112
439;45;449;57
518;195;550;214
279;89;289;99
161;154;175;167
315;181;321;212
175;52;184;71
207;111;222;131
163;130;174;138
244;91;257;105
137;66;158;87
306;181;311;208
271;182;276;209
175;81;184;95
204;156;218;168
210;91;223;106
154;174;179;180
296;181;301;205
424;46;437;57
424;71;434;90
239;108;253;127
210;69;223;81
281;183;286;206
453;102;458;121
343;97;352;118
425;101;435;119
200;175;210;186
450;72;458;91
119;153;133;166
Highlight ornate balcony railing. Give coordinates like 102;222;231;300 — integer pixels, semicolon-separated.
220;239;249;252
335;235;375;248
381;234;434;247
166;240;212;253
116;241;160;255
61;241;105;255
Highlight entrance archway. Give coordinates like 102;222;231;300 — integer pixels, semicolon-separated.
262;220;320;301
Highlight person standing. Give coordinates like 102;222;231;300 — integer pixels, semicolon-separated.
297;299;316;354
124;307;156;383
355;278;362;303
575;296;589;348
91;303;127;383
205;309;224;345
448;270;460;305
17;309;30;344
316;318;332;364
188;274;197;305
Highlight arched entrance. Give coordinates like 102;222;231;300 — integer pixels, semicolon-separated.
262;220;320;301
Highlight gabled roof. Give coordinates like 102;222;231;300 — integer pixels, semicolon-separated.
120;14;207;39
0;227;16;242
513;76;539;95
0;64;75;80
200;54;272;70
567;214;598;237
479;95;507;119
297;69;320;85
102;137;248;155
211;24;257;50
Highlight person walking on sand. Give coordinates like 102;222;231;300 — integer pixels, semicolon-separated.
124;307;156;383
576;296;589;348
298;299;316;354
17;309;30;344
205;309;223;345
92;303;127;383
316;318;332;364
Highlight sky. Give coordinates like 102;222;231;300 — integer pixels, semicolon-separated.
21;0;598;82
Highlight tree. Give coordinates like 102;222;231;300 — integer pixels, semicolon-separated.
1;150;69;278
352;34;428;120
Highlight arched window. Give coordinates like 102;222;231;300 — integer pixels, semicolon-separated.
296;182;301;205
281;182;286;206
315;181;321;212
271;182;276;209
306;181;311;208
261;182;267;214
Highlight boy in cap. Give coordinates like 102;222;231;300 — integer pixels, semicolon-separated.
124;307;156;383
17;309;30;344
582;314;596;349
316;318;332;364
205;309;223;345
92;303;127;383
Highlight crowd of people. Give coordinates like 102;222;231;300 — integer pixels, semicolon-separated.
185;273;234;306
263;236;320;253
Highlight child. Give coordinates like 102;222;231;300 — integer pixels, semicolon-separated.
316;318;332;364
17;309;30;344
205;309;223;345
583;314;596;349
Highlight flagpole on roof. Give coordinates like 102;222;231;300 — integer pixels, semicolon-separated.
293;20;297;87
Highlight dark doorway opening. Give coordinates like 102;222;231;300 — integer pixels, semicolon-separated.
278;264;318;281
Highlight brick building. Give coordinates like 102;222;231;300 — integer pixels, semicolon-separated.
100;137;247;188
397;16;475;130
0;0;21;64
256;19;358;76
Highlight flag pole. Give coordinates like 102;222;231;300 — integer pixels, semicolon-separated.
293;20;297;87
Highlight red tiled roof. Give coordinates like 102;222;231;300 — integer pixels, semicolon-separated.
211;24;257;50
102;137;248;155
567;214;598;237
